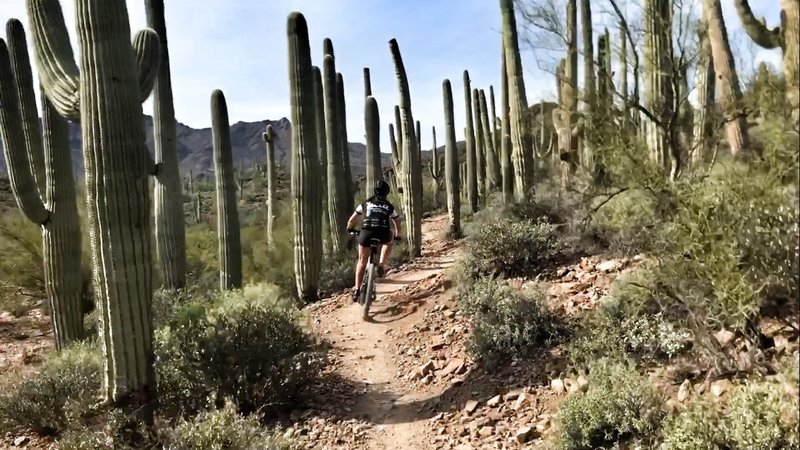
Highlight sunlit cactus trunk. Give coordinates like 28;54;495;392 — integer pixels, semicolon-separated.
499;0;534;200
428;126;443;208
312;65;331;255
262;125;277;245
211;90;242;291
0;23;82;350
499;45;514;204
463;70;479;211
322;53;347;253
363;67;372;98
692;17;716;167
26;0;161;414
479;89;501;191
472;88;486;201
336;72;355;215
389;38;422;257
580;0;594;167
442;79;461;238
618;23;631;129
288;12;323;301
365;95;383;192
643;0;675;173
703;0;750;158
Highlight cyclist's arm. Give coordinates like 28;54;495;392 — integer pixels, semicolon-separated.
346;211;360;230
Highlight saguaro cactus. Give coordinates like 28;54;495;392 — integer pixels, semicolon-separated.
499;0;535;200
146;0;185;290
26;0;160;411
312;65;331;255
643;0;676;173
692;16;716;165
703;0;750;157
322;54;347;252
211;90;242;291
262;125;277;245
499;45;513;204
389;38;423;257
336;72;355;215
442;79;461;238
363;67;372;98
365;95;383;191
581;0;595;113
0;22;82;350
463;70;479;212
288;12;323;301
733;0;799;122
472;88;486;199
479;89;501;190
428;126;443;207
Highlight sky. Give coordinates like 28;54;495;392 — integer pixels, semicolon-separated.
0;0;784;154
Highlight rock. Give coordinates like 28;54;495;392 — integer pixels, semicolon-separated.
431;339;446;350
464;400;479;415
550;377;566;394
576;374;589;391
597;259;622;272
513;392;528;410
478;426;494;437
422;374;434;384
564;378;579;393
677;379;692;402
714;329;736;348
13;436;30;447
515;426;533;443
711;379;732;397
420;360;435;375
486;395;502;407
438;358;464;377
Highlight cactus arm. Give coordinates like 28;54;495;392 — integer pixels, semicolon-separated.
26;0;81;120
365;95;382;190
463;69;478;212
389;123;402;168
363;67;372;98
732;0;782;49
0;38;49;225
6;19;47;197
262;125;277;245
132;28;160;102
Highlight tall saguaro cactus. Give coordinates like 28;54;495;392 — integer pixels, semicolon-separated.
479;89;501;190
428;126;443;207
499;0;535;200
692;16;716;165
703;0;750;157
643;0;676;173
363;67;372;98
312;66;331;255
288;12;323;301
463;70;479;212
733;0;799;122
499;45;513;204
322;54;347;252
211;90;242;291
262;125;277;245
365;95;383;191
389;38;422;257
336;72;354;215
0;22;82;350
472;88;486;199
442;79;461;238
146;0;185;289
26;0;160;412
580;0;595;112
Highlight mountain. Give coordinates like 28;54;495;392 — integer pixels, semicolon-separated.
0;115;392;178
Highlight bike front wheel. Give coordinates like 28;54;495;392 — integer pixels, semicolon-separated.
363;263;376;320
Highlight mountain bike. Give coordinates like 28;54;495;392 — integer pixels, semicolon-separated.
349;229;400;320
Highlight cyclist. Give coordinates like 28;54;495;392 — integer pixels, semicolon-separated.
346;180;401;301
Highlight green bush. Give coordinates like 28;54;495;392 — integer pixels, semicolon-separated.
155;288;321;418
0;341;101;435
459;277;562;364
318;250;356;296
555;358;665;450
165;401;295;450
465;218;561;278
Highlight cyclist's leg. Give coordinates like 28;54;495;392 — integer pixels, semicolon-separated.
353;231;372;297
378;228;393;273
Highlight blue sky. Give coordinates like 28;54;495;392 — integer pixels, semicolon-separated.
0;0;783;153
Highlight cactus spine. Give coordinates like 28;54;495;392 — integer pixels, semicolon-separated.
365;95;382;191
312;66;331;255
479;89;501;191
0;23;83;350
211;90;242;291
288;12;323;301
27;0;160;411
733;0;799;122
336;72;354;215
442;79;461;238
499;45;514;204
428;126;443;207
692;16;716;166
146;0;185;289
703;0;750;157
499;0;535;200
262;125;277;245
323;54;347;252
463;70;479;211
389;38;422;257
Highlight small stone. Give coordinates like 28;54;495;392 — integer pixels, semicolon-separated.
486;395;502;407
711;379;732;397
13;436;30;447
550;377;566;394
597;260;622;272
464;400;479;415
513;392;528;410
677;379;692;402
420;360;435;375
515;426;533;443
714;329;736;348
576;374;589;391
478;426;494;437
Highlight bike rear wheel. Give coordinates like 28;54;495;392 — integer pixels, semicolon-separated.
363;262;376;320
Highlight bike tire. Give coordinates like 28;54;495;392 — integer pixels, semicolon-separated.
363;263;376;320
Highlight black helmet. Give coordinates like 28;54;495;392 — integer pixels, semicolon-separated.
374;179;390;197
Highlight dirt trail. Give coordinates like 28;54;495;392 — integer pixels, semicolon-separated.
307;214;461;449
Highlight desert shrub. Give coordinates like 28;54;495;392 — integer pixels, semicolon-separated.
318;250;356;296
584;189;662;256
164;401;295;450
459;277;562;364
243;208;300;298
555;358;665;450
154;288;320;418
0;341;101;435
185;223;220;292
465;218;561;278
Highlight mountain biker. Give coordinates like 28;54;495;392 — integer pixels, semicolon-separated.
346;179;401;301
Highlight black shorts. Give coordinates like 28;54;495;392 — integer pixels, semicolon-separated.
357;227;392;247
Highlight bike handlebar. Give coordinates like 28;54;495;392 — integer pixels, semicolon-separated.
348;229;401;241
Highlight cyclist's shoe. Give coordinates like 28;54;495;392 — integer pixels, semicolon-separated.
377;265;386;278
351;288;360;302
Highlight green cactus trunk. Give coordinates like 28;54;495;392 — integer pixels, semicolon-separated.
479;89;501;191
442;79;461;238
619;23;631;129
472;88;486;199
0;25;83;350
415;120;422;158
463;70;479;212
27;0;160;413
499;0;535;200
336;72;354;216
312;66;331;255
428;125;443;208
389;38;422;257
703;0;750;158
193;193;202;223
211;90;242;291
580;0;595;109
322;54;347;253
288;12;323;301
363;67;372;98
692;16;716;166
489;85;500;156
643;0;675;172
394;104;404;153
499;45;514;204
365;95;383;191
262;125;277;245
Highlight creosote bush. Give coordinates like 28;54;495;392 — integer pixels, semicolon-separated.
555;358;665;450
0;341;101;436
465;218;560;277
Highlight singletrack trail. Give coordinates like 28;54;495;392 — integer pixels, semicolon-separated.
306;214;462;449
